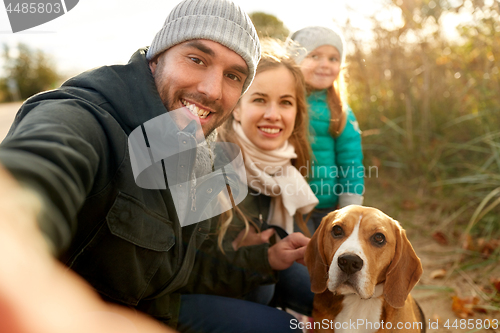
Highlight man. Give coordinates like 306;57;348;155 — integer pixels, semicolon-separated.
0;0;309;332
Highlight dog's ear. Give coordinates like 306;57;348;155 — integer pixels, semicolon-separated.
305;214;331;293
383;225;423;308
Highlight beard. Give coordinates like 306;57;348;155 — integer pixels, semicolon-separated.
153;65;226;139
154;74;220;178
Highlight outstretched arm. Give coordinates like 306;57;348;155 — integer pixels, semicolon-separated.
0;166;174;333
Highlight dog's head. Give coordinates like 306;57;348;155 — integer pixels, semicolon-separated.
305;205;423;308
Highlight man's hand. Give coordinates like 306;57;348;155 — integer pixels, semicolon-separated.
267;232;310;271
232;227;275;250
0;166;174;333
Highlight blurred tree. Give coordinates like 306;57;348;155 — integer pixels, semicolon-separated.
249;12;290;40
0;43;60;102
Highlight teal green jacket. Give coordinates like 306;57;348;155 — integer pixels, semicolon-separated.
307;90;364;209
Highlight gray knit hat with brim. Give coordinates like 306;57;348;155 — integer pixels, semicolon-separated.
146;0;260;94
287;26;345;66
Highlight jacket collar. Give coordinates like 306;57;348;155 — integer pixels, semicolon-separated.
63;48;167;135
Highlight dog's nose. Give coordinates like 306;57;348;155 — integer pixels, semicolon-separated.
338;254;363;275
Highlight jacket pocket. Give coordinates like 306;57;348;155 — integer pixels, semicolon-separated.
69;192;175;306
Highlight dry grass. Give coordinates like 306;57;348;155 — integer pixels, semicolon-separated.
342;5;500;329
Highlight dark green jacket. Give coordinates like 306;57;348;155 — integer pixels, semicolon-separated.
0;48;275;328
194;189;278;285
225;189;272;241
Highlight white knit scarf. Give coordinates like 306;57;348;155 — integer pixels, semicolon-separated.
233;121;318;234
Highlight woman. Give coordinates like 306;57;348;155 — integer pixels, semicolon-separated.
216;39;318;315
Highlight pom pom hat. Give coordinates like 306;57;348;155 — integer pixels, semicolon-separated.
147;0;260;94
287;26;345;66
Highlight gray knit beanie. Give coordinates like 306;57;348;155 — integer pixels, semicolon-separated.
146;0;260;94
287;26;345;65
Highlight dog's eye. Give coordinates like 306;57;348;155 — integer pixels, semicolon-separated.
372;233;386;245
331;225;344;238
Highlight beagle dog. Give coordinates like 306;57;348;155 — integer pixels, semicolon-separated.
305;205;425;333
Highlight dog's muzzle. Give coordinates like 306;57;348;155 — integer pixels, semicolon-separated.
338;253;363;275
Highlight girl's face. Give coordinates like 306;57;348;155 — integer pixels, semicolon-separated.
300;45;341;90
234;65;297;151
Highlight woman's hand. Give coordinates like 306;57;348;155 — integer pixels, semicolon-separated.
232;227;275;250
267;232;310;271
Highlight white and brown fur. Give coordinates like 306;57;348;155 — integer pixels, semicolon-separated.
305;205;425;333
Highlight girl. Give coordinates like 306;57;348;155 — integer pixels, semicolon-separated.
216;39;318;315
288;26;364;232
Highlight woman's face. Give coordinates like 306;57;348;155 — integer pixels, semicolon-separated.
234;65;297;151
300;45;341;90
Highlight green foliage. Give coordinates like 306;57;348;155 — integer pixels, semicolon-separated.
346;0;500;236
249;12;290;41
0;43;60;102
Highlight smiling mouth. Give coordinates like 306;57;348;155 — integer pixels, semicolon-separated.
259;127;281;134
182;99;212;119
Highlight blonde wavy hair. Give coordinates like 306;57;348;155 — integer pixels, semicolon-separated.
307;70;348;137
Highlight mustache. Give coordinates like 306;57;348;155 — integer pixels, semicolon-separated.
174;92;224;113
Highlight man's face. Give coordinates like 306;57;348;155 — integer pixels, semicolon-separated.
150;39;249;138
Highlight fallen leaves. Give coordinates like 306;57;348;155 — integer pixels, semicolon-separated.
430;268;447;279
462;236;500;258
451;296;480;318
401;200;418;210
432;231;448;245
478;238;500;258
491;277;500;294
451;295;493;318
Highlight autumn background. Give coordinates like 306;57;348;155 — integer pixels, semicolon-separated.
1;0;500;331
